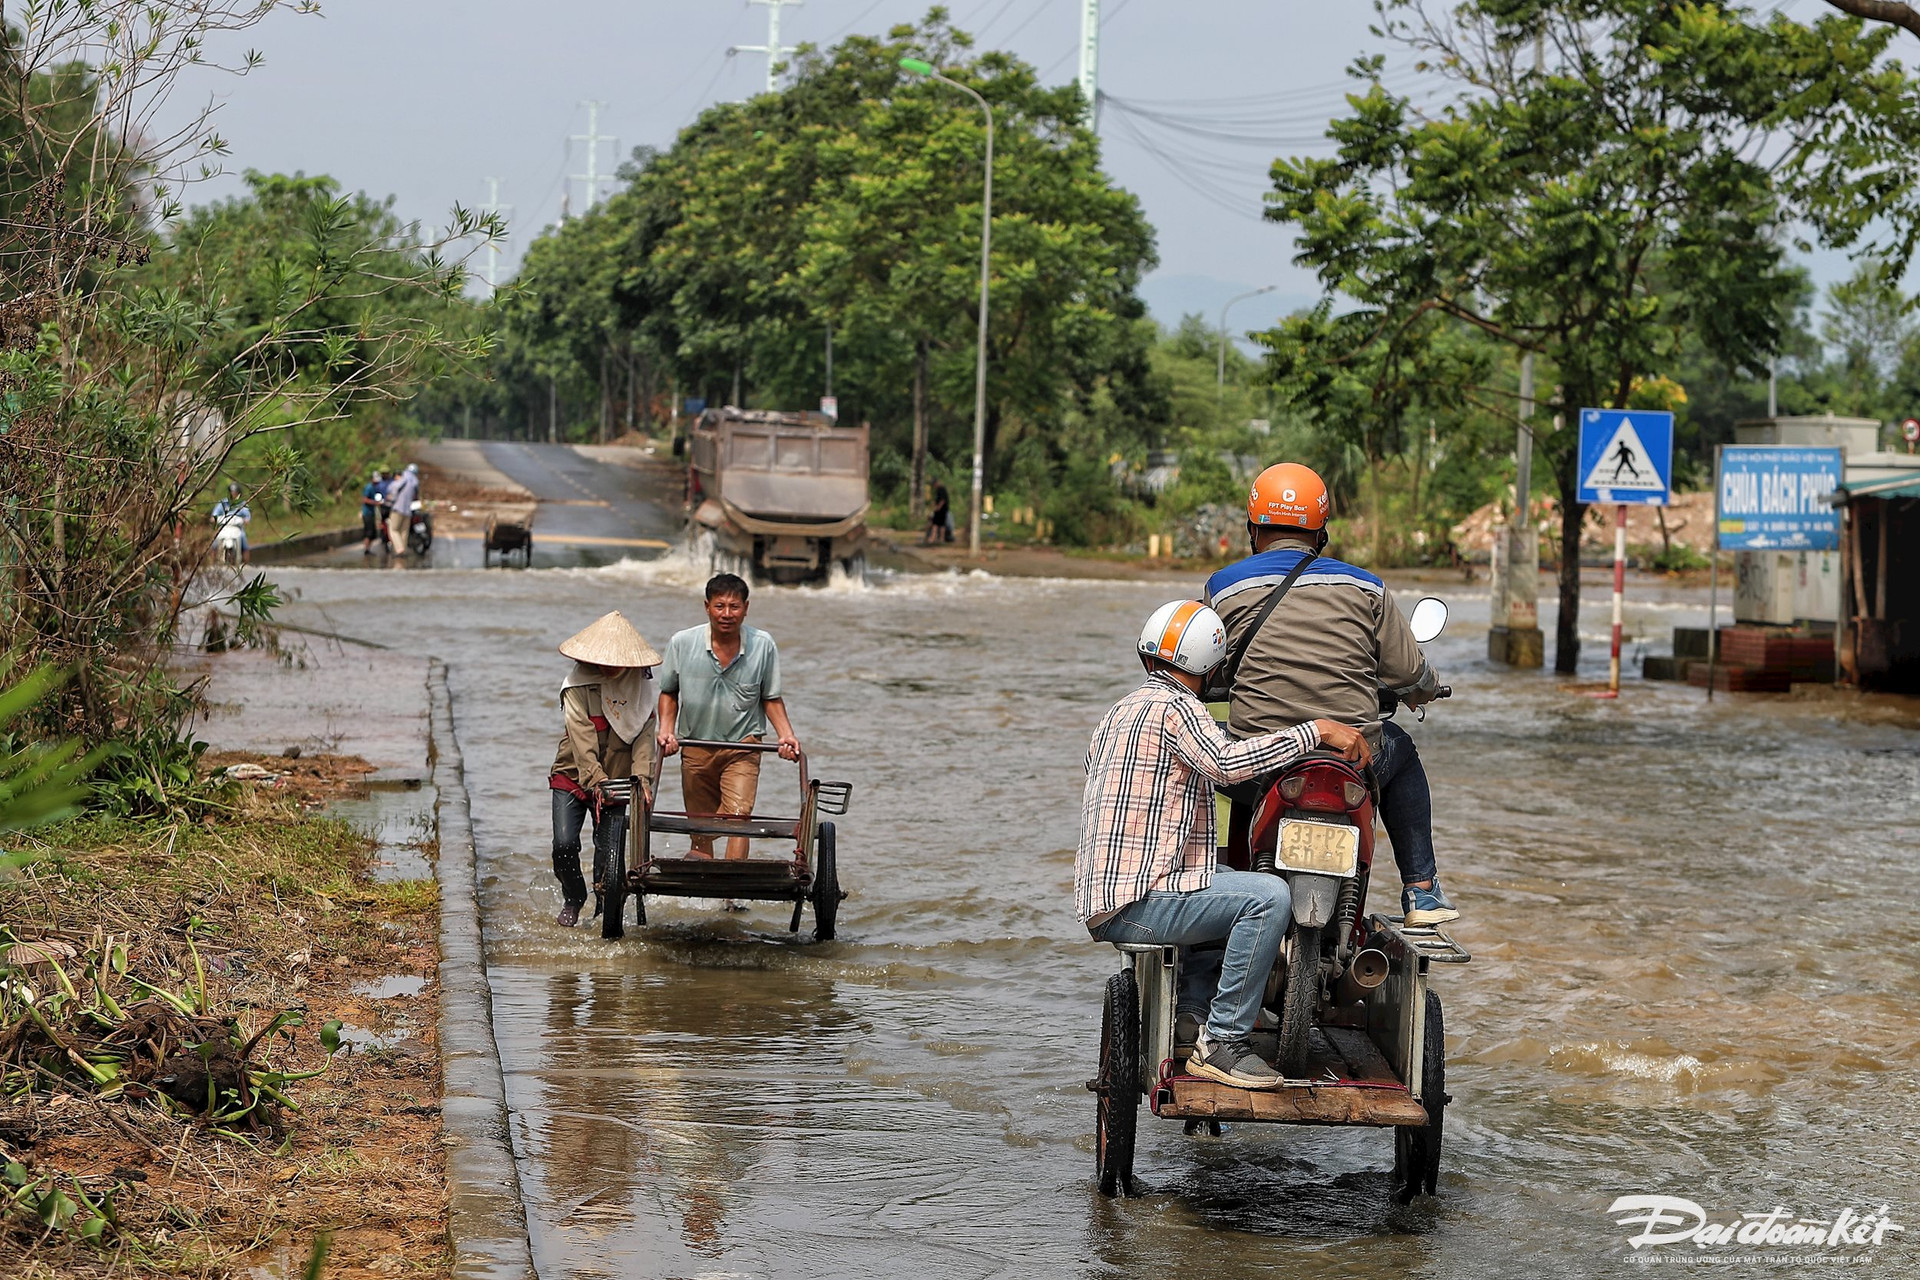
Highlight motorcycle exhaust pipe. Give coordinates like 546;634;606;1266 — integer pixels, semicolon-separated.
1333;947;1390;1005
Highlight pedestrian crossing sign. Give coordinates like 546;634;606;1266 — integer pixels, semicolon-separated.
1577;408;1672;506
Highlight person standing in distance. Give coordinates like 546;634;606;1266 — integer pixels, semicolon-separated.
656;573;800;859
361;470;386;557
385;462;420;556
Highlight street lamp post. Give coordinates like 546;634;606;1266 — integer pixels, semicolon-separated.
901;56;993;555
1218;285;1277;400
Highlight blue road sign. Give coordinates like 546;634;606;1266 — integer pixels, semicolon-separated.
1577;408;1673;506
1716;446;1842;551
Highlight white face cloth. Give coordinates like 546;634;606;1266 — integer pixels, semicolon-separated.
560;662;658;744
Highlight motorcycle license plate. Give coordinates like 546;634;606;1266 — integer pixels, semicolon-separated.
1276;819;1359;875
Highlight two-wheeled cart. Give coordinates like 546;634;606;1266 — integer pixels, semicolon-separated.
1090;914;1469;1201
594;740;850;941
482;509;534;567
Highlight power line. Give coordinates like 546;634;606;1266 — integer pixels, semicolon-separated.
680;54;741;128
825;0;890;41
972;0;1025;44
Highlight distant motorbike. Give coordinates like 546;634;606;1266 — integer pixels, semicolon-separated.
1235;595;1453;1078
405;508;433;557
214;515;247;566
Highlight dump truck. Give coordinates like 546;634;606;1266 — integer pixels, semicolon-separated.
686;407;870;585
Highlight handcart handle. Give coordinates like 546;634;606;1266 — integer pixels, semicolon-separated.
660;739;810;794
673;738;796;754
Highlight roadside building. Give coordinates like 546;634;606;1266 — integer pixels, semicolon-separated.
1834;470;1920;693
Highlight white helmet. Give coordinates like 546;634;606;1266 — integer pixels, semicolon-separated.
1137;600;1229;675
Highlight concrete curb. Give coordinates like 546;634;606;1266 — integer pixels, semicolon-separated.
428;659;536;1280
249;526;361;564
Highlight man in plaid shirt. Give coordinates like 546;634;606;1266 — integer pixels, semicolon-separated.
1077;599;1368;1089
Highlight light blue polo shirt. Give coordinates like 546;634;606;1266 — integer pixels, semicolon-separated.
658;624;783;743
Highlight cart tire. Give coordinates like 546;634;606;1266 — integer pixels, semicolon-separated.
1393;989;1446;1202
1095;968;1139;1197
600;811;628;941
1275;922;1322;1078
811;822;840;941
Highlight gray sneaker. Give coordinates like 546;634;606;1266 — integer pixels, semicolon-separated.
1188;1031;1282;1090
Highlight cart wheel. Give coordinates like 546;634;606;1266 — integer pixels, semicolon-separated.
1095;968;1139;1197
1392;989;1446;1202
600;810;629;941
1275;922;1322;1078
811;822;839;941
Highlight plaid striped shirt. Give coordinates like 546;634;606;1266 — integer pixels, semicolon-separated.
1074;673;1319;925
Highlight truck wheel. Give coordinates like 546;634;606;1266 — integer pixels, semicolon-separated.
1094;968;1139;1197
1393;990;1446;1202
811;822;839;941
1275;923;1321;1078
841;553;867;584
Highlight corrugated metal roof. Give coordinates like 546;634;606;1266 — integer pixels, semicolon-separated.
1836;474;1920;500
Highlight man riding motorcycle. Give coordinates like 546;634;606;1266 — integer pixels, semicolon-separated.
1204;463;1461;928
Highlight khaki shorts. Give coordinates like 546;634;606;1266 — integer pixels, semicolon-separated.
679;737;762;855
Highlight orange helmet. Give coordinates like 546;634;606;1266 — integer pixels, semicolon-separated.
1247;463;1330;530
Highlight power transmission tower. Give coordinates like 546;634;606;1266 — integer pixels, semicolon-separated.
731;0;801;95
1078;0;1100;125
479;177;512;295
566;101;617;217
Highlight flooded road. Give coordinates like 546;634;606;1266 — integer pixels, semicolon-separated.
267;541;1920;1279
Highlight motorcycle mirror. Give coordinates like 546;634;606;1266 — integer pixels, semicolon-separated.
1409;596;1448;644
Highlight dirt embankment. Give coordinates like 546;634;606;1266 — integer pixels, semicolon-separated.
0;769;448;1280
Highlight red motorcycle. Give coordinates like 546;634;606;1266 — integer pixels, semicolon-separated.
1223;595;1452;1078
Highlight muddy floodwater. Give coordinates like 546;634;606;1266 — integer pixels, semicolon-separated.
265;555;1920;1279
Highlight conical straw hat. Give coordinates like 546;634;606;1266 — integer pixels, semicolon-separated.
558;611;661;668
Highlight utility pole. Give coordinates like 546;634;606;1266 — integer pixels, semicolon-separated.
568;101;617;215
479;177;512;296
732;0;801;95
1490;32;1548;668
901;57;993;556
1078;0;1100;125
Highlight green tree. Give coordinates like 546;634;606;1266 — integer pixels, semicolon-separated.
0;3;494;742
1260;0;1920;672
546;11;1162;521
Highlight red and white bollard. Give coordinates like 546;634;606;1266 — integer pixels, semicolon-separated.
1605;503;1626;697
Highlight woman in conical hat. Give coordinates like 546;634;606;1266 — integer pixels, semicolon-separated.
549;611;662;927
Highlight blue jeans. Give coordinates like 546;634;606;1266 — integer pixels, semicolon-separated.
1089;871;1292;1044
1373;720;1437;885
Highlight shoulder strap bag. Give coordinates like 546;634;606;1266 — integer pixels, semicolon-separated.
1199;550;1318;704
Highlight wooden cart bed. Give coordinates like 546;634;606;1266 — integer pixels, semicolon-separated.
1150;1025;1428;1127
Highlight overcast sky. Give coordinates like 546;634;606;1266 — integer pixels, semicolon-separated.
169;0;1855;341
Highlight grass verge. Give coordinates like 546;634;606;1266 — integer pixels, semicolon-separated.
0;780;448;1279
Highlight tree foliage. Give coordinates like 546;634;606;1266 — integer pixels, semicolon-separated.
476;11;1163;515
1259;0;1920;671
0;3;495;743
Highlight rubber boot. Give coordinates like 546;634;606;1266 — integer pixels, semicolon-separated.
552;844;588;926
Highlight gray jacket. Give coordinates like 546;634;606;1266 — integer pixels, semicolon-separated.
1204;545;1436;745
